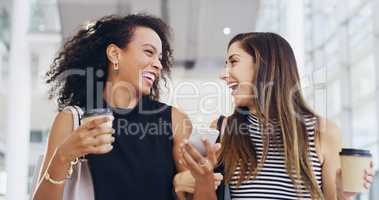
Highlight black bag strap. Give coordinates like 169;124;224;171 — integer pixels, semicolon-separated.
214;115;231;200
216;115;225;143
72;106;82;126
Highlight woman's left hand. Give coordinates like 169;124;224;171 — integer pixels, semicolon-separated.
337;161;374;200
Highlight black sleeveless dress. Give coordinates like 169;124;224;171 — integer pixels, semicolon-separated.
87;96;177;200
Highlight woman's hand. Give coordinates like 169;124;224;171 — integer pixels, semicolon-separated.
337;161;374;200
56;116;115;164
174;171;223;194
180;138;221;188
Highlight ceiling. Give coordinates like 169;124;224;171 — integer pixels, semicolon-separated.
58;0;261;69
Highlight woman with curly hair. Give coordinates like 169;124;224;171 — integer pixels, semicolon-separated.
32;14;197;200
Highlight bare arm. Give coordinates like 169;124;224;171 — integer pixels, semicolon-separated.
319;117;342;200
172;107;192;172
32;111;114;200
32;111;76;200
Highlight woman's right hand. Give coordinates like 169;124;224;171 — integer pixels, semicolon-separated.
56;116;115;164
181;138;221;186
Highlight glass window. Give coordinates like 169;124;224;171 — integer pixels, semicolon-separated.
352;99;377;149
30;130;43;143
351;55;375;103
326;80;342;117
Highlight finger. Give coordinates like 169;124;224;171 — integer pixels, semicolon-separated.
202;138;218;165
178;144;190;169
364;182;370;190
364;169;374;177
175;191;186;200
214;173;223;181
85;116;113;129
180;153;190;170
93;134;115;146
364;175;373;184
176;144;185;166
182;148;205;175
175;186;195;194
85;144;113;154
89;127;115;137
184;140;206;164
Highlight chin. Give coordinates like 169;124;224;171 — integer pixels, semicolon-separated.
140;86;152;96
233;97;250;108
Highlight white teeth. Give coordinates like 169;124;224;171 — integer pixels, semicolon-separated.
142;71;156;82
227;82;239;89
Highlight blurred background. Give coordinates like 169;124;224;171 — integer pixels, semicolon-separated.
0;0;378;199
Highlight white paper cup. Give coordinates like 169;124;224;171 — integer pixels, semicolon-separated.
340;148;372;193
81;108;113;130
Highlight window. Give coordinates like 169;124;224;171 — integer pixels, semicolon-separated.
30;130;43;143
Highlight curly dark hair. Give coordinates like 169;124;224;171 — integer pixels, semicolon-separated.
46;14;173;111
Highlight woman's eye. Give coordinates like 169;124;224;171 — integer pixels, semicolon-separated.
145;50;154;56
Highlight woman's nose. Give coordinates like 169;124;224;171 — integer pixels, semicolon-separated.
152;59;163;70
219;67;230;80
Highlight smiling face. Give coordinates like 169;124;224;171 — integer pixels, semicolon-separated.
220;41;257;107
107;26;163;96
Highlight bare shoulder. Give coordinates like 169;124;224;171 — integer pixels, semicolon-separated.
318;117;341;139
48;109;74;145
318;117;342;154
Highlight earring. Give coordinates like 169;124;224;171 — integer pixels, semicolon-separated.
113;62;119;74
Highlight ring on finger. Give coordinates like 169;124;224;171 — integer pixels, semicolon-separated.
198;159;209;167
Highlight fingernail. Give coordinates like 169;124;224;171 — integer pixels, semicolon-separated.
201;137;206;142
183;139;189;144
178;160;183;165
215;143;221;150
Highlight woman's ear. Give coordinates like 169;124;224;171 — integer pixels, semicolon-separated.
106;43;120;63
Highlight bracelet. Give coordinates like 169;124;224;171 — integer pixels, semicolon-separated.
44;158;79;184
45;172;65;185
67;157;79;178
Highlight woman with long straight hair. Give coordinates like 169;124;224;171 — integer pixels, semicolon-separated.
179;32;374;200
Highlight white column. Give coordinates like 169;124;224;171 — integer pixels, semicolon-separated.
285;0;305;76
6;0;31;199
338;4;353;147
373;0;379;173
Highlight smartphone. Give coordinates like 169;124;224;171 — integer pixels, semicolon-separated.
189;127;220;156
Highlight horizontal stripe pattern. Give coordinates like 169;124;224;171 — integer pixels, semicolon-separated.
229;114;323;200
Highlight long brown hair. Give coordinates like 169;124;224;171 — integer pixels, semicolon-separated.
218;32;323;199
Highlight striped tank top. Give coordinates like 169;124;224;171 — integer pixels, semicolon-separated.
229;113;323;200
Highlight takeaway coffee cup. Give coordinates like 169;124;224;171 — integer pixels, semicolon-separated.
81;108;114;130
339;148;372;192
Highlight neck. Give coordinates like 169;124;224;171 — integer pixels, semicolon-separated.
103;80;139;109
248;104;258;115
